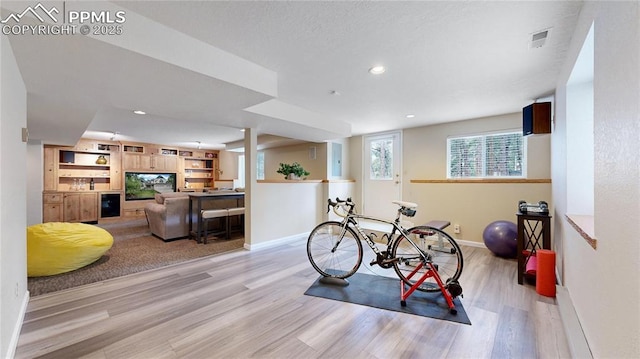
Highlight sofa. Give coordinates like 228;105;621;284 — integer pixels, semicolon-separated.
144;192;191;241
144;191;243;241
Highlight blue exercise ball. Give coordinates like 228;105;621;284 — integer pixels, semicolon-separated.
483;220;517;258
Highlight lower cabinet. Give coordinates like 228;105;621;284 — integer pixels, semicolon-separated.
43;192;107;223
43;193;64;222
123;208;146;218
63;192;98;223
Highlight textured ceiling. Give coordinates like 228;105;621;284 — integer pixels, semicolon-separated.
3;1;583;148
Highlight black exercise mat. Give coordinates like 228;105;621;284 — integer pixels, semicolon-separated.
304;272;471;325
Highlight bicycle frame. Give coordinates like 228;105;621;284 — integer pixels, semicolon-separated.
332;204;429;265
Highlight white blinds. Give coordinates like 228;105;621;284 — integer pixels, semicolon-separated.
448;132;523;178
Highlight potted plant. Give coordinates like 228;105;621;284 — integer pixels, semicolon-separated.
277;162;310;180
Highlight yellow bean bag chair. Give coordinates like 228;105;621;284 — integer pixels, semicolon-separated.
27;222;113;277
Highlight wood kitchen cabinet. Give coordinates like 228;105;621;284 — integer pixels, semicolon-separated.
123;153;178;172
43;191;99;223
63;192;98;223
42;193;63;222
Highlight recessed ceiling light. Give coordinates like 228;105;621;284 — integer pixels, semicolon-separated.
240;129;245;132
133;110;146;115
406;114;415;118
369;65;386;75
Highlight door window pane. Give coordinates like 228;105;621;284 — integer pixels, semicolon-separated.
370;139;393;180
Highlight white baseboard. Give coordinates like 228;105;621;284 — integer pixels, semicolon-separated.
455;238;487;249
556;286;593;358
5;290;29;359
244;232;309;251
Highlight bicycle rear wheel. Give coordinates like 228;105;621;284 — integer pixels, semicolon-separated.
391;225;463;292
307;221;363;279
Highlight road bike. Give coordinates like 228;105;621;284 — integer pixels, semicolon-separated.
307;197;463;311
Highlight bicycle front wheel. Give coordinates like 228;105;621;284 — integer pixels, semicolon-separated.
307;221;363;279
392;225;463;292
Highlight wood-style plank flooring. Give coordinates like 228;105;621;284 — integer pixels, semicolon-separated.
16;237;570;358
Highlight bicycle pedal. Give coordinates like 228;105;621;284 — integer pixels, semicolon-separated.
381;257;400;265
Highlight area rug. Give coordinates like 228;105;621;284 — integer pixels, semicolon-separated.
304;272;471;325
27;219;244;296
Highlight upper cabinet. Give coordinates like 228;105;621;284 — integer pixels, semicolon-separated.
44;140;121;191
122;153;178;172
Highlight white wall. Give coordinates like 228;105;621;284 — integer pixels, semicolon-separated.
566;81;594;215
553;2;640;358
263;142;327;180
353;113;551;244
217;150;239;181
1;34;29;359
26;141;43;225
348;135;364;213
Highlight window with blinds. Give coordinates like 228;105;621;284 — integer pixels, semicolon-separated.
447;131;525;178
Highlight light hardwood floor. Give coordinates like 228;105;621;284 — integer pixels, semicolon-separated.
16;237;570;359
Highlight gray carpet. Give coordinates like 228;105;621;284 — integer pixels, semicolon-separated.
28;219;244;296
305;272;471;325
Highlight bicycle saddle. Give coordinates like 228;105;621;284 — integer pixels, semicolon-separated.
392;200;417;209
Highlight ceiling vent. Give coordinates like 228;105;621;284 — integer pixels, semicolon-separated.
530;28;551;49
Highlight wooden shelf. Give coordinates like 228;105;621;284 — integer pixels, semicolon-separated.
161;148;178;156
59;163;110;168
123;145;144;153
182;157;216;190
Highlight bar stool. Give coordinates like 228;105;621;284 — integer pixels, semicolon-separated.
201;209;228;243
227;207;245;237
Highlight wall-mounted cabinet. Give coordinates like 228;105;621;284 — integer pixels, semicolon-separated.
57;151;111;191
178;150;216;159
182;157;216;189
44;142;120;192
123;153;179;172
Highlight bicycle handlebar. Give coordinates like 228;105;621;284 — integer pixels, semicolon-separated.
327;197;355;217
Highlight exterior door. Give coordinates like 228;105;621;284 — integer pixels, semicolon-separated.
363;131;402;221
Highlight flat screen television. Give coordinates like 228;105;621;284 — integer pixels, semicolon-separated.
125;172;177;201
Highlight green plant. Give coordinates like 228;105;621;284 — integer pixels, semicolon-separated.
277;162;310;179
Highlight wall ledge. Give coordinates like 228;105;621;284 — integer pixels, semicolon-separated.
410;178;551;184
322;179;356;183
565;214;597;250
258;179;355;184
258;179;323;183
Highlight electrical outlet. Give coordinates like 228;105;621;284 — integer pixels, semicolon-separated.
454;224;461;234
